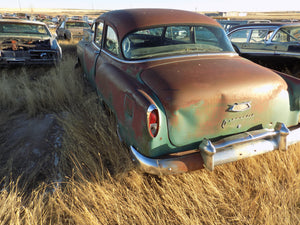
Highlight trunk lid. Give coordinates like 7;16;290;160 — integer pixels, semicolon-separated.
140;56;289;147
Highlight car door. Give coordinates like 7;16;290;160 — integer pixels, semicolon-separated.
83;21;104;85
56;21;65;38
271;27;300;57
246;28;275;57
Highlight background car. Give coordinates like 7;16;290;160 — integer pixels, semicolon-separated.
227;23;300;75
56;20;91;40
217;20;271;33
77;9;300;174
0;19;62;66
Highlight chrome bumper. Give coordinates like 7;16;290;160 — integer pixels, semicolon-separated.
130;122;300;175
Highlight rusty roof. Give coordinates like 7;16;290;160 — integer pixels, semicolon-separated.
97;9;221;40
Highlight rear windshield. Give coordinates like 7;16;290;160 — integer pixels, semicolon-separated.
122;25;234;59
66;22;90;29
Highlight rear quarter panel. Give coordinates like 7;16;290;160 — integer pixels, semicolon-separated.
93;57;178;157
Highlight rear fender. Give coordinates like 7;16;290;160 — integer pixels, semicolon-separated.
94;63;157;151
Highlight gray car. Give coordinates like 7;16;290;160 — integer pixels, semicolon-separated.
56;20;91;40
0;19;62;66
227;23;300;76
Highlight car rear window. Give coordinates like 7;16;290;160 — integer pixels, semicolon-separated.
66;22;90;28
122;25;234;60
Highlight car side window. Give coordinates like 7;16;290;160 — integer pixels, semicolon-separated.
105;26;119;55
272;27;300;43
95;22;104;47
249;29;268;43
229;29;250;43
272;30;288;42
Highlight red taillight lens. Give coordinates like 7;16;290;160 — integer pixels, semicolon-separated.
148;106;159;138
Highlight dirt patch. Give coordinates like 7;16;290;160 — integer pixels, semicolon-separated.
0;113;63;191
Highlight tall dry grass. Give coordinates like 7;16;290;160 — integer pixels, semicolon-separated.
0;43;299;224
0;54;84;116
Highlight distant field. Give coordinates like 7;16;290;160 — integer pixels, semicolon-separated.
1;8;300;21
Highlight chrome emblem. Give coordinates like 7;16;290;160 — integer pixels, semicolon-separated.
227;102;251;112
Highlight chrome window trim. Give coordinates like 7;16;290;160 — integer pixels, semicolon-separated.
101;49;238;64
92;41;101;51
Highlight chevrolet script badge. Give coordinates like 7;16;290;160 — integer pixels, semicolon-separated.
227;102;251;112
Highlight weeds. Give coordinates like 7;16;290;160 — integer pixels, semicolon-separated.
0;43;299;225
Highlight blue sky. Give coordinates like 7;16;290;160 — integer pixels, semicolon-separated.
1;0;300;12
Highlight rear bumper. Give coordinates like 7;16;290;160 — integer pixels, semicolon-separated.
130;122;300;175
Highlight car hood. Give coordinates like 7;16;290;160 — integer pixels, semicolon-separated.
0;35;59;51
140;55;290;147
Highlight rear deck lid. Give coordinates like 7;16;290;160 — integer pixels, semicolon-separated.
141;56;289;147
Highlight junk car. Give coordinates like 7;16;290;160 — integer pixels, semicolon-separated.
56;20;91;40
0;19;62;66
77;9;300;174
227;23;300;76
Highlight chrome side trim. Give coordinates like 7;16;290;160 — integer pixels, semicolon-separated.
130;122;300;174
102;49;238;64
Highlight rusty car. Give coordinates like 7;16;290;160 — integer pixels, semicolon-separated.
56;20;91;40
0;19;62;66
77;9;300;174
227;23;300;76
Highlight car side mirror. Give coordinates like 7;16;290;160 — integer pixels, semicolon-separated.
83;29;94;42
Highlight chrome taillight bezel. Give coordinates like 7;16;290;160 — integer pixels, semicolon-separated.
147;104;159;138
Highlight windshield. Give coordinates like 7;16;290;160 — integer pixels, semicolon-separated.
0;22;51;36
122;25;234;59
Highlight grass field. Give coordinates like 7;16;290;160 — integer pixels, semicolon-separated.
0;41;299;224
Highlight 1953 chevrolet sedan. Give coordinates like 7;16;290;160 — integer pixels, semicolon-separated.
77;9;300;174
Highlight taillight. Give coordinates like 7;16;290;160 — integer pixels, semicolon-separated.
148;105;159;138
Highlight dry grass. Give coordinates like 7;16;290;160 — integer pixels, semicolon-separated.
0;43;299;225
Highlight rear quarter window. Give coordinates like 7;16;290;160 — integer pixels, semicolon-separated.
105;26;119;55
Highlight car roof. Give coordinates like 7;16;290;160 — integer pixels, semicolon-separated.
228;22;300;33
0;19;47;26
96;8;221;40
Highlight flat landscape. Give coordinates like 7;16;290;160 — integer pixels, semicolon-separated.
0;9;299;225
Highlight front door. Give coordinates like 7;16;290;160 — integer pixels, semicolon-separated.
83;21;104;86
